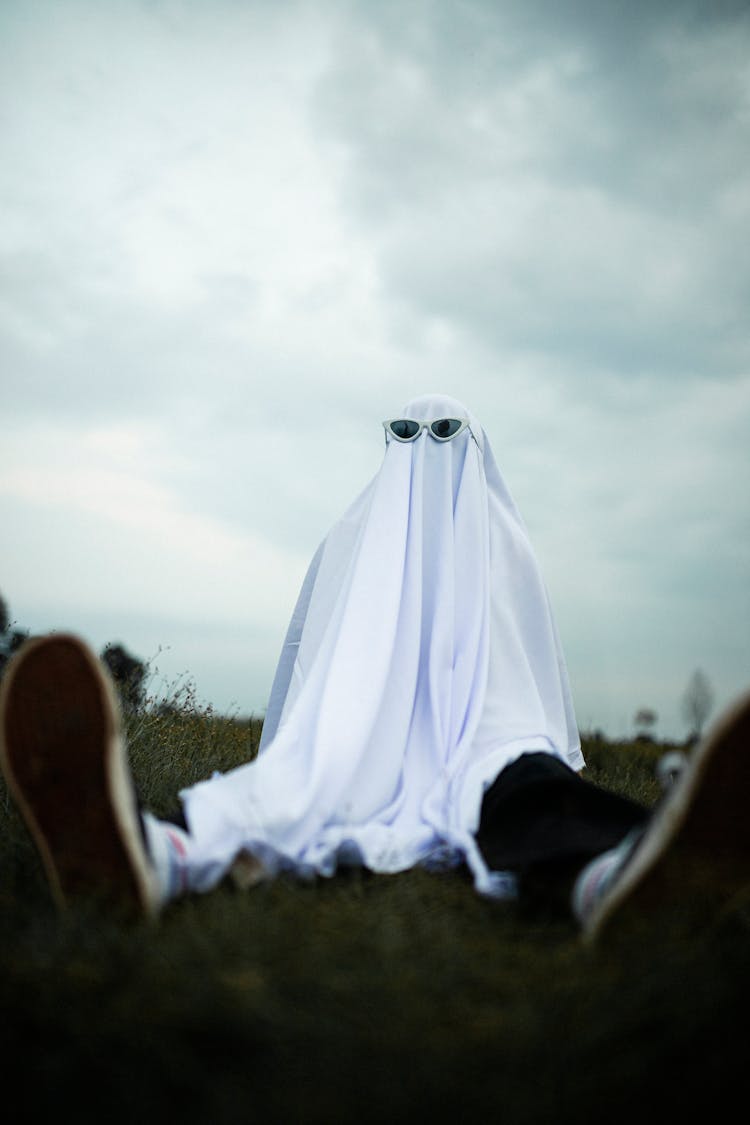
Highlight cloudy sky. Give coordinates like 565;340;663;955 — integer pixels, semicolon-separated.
2;0;749;740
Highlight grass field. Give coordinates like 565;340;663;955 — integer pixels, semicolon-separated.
2;709;749;1124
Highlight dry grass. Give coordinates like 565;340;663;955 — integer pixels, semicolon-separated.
1;704;749;1124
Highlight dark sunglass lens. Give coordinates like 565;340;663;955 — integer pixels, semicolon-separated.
431;418;463;439
391;420;420;440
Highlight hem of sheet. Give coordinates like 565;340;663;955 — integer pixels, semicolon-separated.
178;737;584;900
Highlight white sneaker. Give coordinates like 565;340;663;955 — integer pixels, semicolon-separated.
580;688;750;943
655;750;688;794
0;633;161;918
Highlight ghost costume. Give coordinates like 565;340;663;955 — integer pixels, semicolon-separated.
154;393;608;904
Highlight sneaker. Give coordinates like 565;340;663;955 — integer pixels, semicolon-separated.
581;688;750;943
655;750;688;794
0;633;160;917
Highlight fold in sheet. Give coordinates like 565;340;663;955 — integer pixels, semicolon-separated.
180;394;583;897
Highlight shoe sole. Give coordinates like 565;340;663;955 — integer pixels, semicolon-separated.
583;688;750;943
0;634;159;917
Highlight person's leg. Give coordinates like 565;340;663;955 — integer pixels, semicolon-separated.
0;633;183;916
475;752;650;917
476;688;750;939
578;688;750;942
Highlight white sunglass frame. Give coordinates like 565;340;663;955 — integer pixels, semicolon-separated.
383;418;476;445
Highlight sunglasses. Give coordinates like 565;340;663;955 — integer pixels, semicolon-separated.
383;418;475;443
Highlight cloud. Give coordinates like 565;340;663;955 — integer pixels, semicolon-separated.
1;418;307;618
315;0;750;379
1;0;748;737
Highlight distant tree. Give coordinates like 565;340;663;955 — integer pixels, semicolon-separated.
0;594;10;680
682;668;714;742
101;643;147;712
0;594;29;679
633;708;658;741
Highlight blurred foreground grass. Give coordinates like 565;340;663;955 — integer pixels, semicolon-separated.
2;710;749;1124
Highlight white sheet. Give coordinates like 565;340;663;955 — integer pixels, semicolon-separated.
179;394;583;898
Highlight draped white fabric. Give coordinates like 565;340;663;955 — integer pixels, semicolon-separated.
180;394;583;898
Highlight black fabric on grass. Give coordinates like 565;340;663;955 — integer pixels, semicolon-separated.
476;752;650;917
